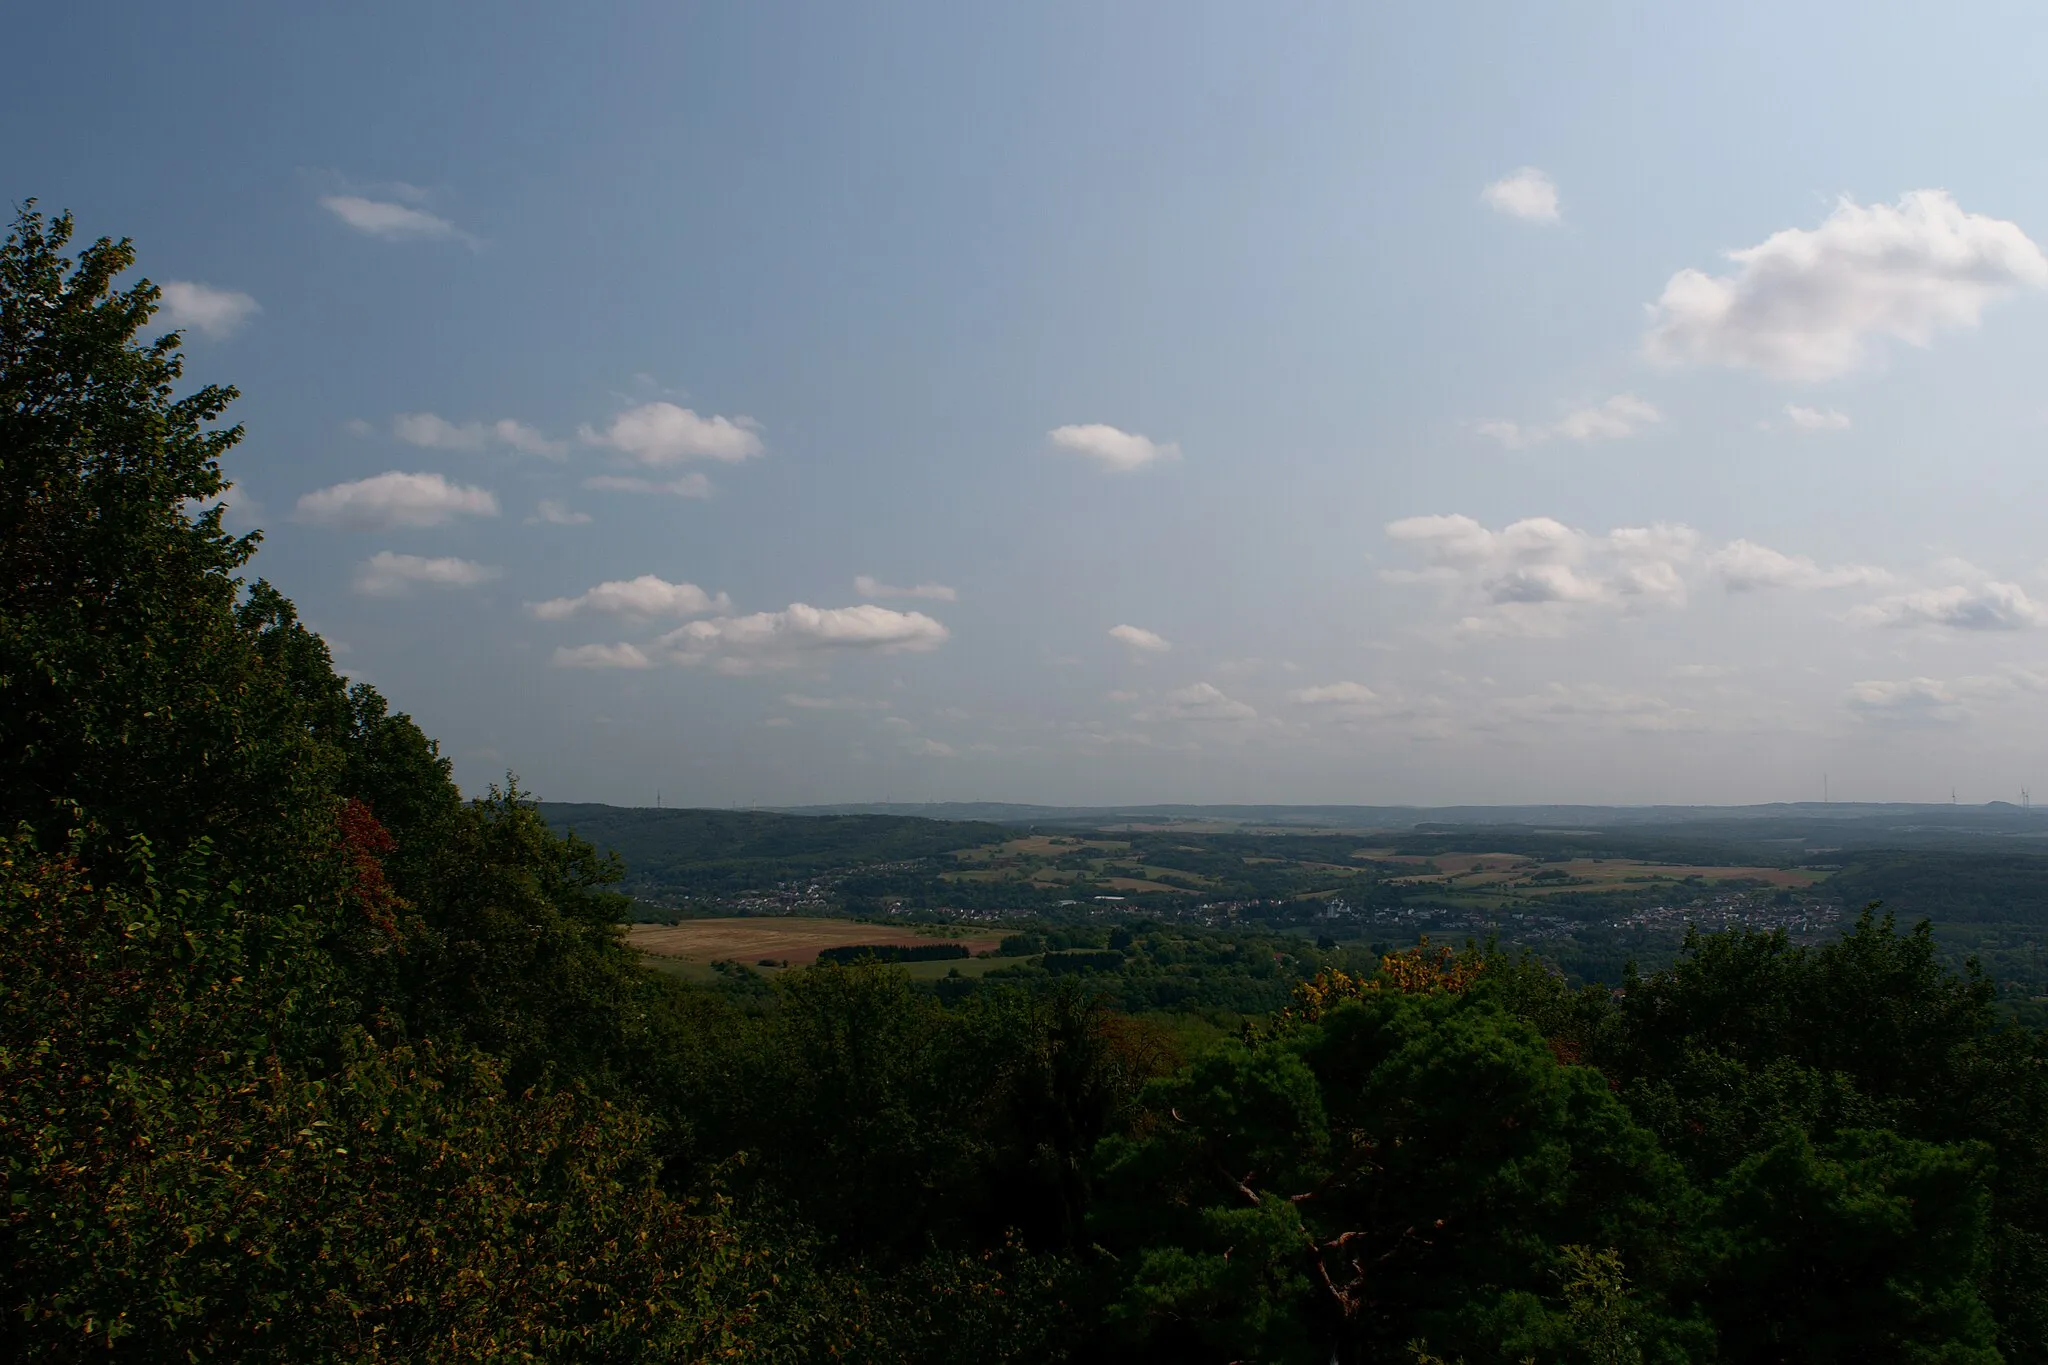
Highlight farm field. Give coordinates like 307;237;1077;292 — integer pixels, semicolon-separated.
627;916;1006;967
1360;851;1825;896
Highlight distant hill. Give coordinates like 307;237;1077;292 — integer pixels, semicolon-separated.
771;800;2048;844
537;803;1011;902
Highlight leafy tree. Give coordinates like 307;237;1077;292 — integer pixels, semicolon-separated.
1594;912;2048;1359
0;208;348;886
1696;1127;1999;1363
1093;986;1696;1363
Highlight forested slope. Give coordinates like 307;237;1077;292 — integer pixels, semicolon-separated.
537;802;1009;899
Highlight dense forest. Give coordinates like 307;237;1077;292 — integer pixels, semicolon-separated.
11;206;2048;1361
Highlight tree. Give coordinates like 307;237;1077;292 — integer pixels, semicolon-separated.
1092;987;1697;1363
0;207;351;885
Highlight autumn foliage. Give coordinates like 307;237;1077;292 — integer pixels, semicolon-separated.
1287;936;1486;1022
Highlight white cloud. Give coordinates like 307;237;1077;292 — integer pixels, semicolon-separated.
156;281;260;339
582;473;713;498
1483;563;1613;605
320;195;472;245
493;420;563;457
1607;524;1702;607
1852;581;2047;631
1383;513;1500;569
1846;676;1966;723
1480;168;1561;224
529;500;591;525
1109;624;1172;653
392;412;485;450
659;604;949;673
1848;666;2048;723
1289;681;1390;716
1784;404;1852;432
1384;514;1698;630
1048;424;1180;473
528;575;731;620
855;575;958;602
1644;190;2048;381
552;642;653;669
581;402;762;465
1474;394;1661;450
295;471;499;530
353;552;499;597
1148;682;1260;723
1706;539;1889;591
394;412;565;458
783;694;890;711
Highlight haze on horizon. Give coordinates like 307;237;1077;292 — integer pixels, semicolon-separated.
15;2;2048;809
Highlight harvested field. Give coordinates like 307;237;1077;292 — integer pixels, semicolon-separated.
628;916;1006;966
1541;859;1823;888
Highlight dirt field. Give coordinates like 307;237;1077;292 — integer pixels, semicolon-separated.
628;917;1007;966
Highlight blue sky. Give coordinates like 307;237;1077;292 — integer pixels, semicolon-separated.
14;1;2048;805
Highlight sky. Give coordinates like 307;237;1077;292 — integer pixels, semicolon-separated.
11;1;2048;807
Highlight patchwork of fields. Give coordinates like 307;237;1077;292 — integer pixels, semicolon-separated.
1363;851;1826;901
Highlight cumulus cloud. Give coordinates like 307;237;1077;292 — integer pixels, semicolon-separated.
1784;404;1852;432
1483;563;1612;605
659;604;949;674
1288;682;1394;719
1706;540;1889;591
1384;514;1697;631
783;694;890;711
1474;394;1661;449
1480;167;1561;224
1851;581;2047;631
394;412;565;457
855;575;958;602
295;471;499;530
552;642;653;669
1847;666;2048;723
1048;424;1180;473
1109;624;1172;653
581;402;762;465
1146;682;1260;723
528;575;731;621
1846;676;1966;723
1383;513;1500;570
353;552;499;597
582;473;713;498
320;195;474;245
1644;190;2048;381
529;500;590;525
156;281;260;339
